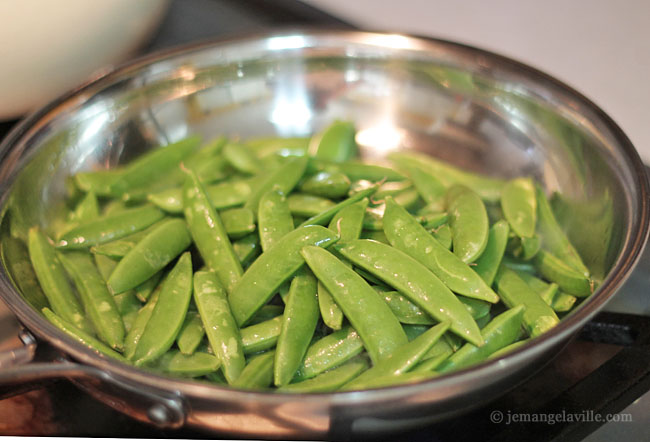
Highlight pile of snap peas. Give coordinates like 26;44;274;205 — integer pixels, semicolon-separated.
17;120;595;392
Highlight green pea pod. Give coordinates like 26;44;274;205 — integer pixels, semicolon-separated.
243;156;308;214
232;351;275;390
534;250;592;296
288;194;336;218
536;185;589;276
309;158;407;182
382;198;499;303
113;291;141;332
310;120;357;162
28;227;90;332
432;224;452;250
293;326;364;381
101;199;128;216
301;246;408;364
551;291;578;312
107;136;202;197
219;207;256;239
1;235;49;311
342;321;450;391
74;169;122;195
183;169;243;292
345;370;440;390
392;188;421;211
107;219;192;294
258;188;294;252
42;308;126;362
274;270;320;386
388;151;505;203
458;296;491;320
228;225;338;326
512;269;559;305
488;339;529;360
240;316;283;354
519;235;541;260
297;184;379;228
362;207;384;231
299;171;351;199
501;177;537;238
193;270;246;384
380;291;435;325
223;142;262;175
176;312;205;355
318;281;344;330
90;219;167;259
374;180;413;199
436;305;525;373
447;185;489;263
473;220;510;286
57;205;165;249
335;239;483;346
247;135;310;157
360;230;389;244
132;252;193;366
232;233;261;267
69;191;99;224
156;350;220;377
412;352;452;373
248;304;284;325
329;198;368;243
124;287;160;360
494;266;560;337
403;166;446;210
419;212;449;230
148;178;256;214
280;357;369;393
58;251;125;350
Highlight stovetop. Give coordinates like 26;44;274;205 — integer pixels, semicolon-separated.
1;1;649;440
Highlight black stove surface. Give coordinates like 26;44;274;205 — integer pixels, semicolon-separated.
1;1;649;440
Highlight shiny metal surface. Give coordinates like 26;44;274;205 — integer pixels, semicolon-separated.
0;30;647;439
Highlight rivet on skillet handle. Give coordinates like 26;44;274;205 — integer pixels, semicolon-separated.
0;328;186;428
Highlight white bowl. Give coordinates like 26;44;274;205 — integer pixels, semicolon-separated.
0;0;170;119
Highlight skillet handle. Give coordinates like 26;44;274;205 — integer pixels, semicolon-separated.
0;328;186;429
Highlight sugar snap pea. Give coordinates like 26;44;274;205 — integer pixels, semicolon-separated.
447;185;489;263
494;266;559;337
329;198;368;242
240;316;283;354
42;307;126;361
233;351;275;390
473;219;510;286
299;171;351;199
69;191;99;224
243;156;308;214
123;287;161;360
380;291;435;325
220;207;256;239
342;321;450;390
293;326;364;381
113;291;141;332
403;166;446;211
310;120;357;162
57;205;165;249
183;169;243;292
534;250;592;296
335;240;483;346
280;357;369;393
501;177;537;238
436;305;525;373
228;225;338;326
432;224;452;249
58;250;125;349
310;158;407;182
232;233;261;267
258;188;294;252
2;235;49;311
156;350;220;377
301;245;408;364
28;227;90;332
193;270;245;384
318;281;344;330
176;312;205;355
223;142;262;175
288;194;336;218
382;198;499;303
107;218;192;294
297;184;379;228
132;252;193;366
148;177;257;214
274;270;319;386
